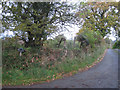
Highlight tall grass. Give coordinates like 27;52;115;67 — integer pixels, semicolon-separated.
2;42;106;86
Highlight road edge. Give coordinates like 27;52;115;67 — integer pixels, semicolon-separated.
61;49;108;77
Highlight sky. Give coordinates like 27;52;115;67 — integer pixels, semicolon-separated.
0;0;118;41
56;24;117;41
1;24;116;41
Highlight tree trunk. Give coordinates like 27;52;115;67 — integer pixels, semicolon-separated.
73;37;76;48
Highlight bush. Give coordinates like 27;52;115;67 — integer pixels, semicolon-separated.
44;39;58;48
78;29;103;48
113;40;120;49
2;31;106;86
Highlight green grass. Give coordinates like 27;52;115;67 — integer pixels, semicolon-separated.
2;44;106;86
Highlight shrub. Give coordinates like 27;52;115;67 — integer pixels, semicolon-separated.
113;40;120;49
2;30;106;86
78;29;103;48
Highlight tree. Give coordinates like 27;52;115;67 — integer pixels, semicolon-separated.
76;2;120;37
74;34;89;48
54;34;66;48
2;2;76;47
76;28;103;49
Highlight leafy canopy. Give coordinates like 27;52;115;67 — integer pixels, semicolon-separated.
2;2;77;47
76;2;120;37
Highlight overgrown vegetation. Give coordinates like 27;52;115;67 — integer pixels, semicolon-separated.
1;2;119;86
113;40;120;49
2;29;107;86
77;29;103;48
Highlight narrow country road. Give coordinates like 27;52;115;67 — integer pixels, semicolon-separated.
4;49;119;88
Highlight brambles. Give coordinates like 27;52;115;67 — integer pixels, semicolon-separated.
2;29;106;86
2;36;106;86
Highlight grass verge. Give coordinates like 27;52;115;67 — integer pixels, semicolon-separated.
2;45;106;86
